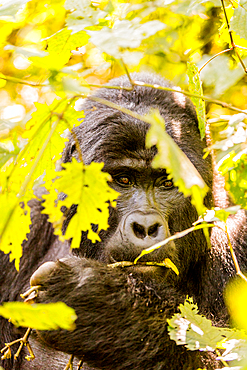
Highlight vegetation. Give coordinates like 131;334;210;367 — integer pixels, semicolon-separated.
1;0;247;368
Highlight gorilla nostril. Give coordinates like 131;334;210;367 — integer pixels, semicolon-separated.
148;223;159;238
132;222;146;239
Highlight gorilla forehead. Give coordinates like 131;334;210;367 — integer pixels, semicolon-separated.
74;73;201;160
71;72;211;183
96;115;155;163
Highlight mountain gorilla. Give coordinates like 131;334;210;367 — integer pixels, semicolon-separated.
1;73;247;370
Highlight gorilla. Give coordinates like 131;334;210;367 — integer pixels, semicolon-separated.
1;72;247;370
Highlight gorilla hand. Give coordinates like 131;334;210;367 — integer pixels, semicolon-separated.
29;257;196;370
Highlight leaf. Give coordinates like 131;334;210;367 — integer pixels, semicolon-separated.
30;28;89;70
231;3;247;40
164;258;179;275
0;99;83;269
88;20;165;59
0;194;31;270
18;98;83;189
146;109;208;216
65;0;108;32
203;206;241;223
187;62;206;139
0;0;30;17
168;297;242;352
0;301;77;330
0;144;19;168
42;159;119;247
224;154;247;209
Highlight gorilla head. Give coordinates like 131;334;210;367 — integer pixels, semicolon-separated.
64;73;213;278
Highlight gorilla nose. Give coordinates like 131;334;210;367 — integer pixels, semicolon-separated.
132;221;159;239
125;212;167;248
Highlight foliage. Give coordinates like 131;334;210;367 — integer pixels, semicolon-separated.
187;62;206;139
146;108;208;216
0;0;247;365
0;301;76;330
43;160;119;247
168;298;247;369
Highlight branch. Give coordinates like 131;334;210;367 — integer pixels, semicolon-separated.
199;1;247;74
0;74;46;87
1;71;246;114
120;58;135;88
89;83;247;115
1;327;34;361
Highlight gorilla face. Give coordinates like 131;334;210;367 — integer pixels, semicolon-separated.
64;73;213;276
103;148;178;265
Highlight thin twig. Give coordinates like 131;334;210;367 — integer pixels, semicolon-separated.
120;58;135;88
200;1;247;73
199;49;231;73
215;349;229;367
133;80;247;113
234;47;247;72
212;223;247;283
1;327;34;361
64;354;74;370
20;285;41;299
0;72;246;114
77;360;84;369
0;74;46;87
221;0;247;73
225;225;247;282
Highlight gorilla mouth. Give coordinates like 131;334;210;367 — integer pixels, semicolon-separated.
108;257;179;276
107;261;174;282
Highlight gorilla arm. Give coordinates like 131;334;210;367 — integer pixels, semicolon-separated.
32;257;211;370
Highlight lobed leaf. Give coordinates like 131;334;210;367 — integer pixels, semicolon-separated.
0;194;31;270
168;297;245;354
42;160;119;247
30;28;89;71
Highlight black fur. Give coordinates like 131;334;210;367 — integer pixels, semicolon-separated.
1;73;247;370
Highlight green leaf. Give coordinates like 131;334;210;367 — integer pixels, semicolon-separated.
203;206;241;223
30;28;89;70
0;194;31;270
168;297;242;352
0;0;30;17
0;99;83;270
88;20;165;59
231;3;247;40
225;278;247;332
146;109;208;216
187;62;206;139
18;98;83;189
0;144;19;168
225;154;247;209
0;301;77;330
42;160;119;247
65;0;107;32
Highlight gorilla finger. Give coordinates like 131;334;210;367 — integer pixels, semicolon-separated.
30;261;57;287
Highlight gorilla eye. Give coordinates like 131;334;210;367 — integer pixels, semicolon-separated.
157;177;174;190
115;175;132;187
